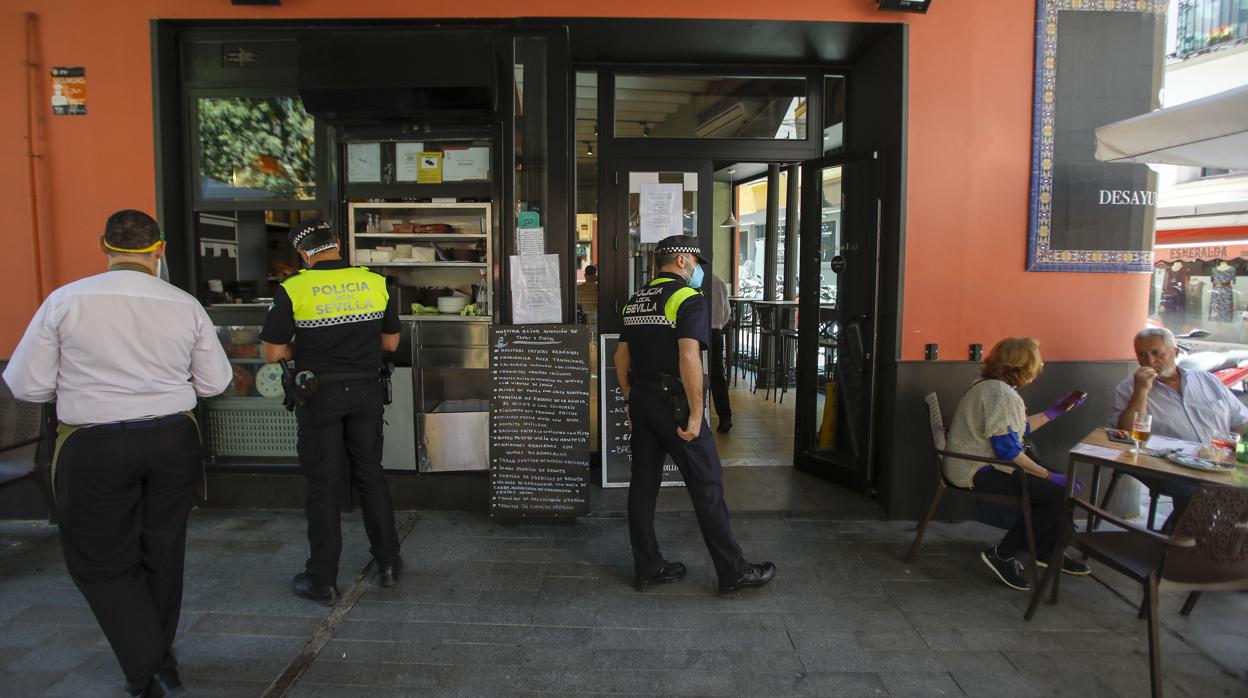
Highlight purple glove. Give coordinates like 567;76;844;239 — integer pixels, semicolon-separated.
1046;471;1083;493
1043;390;1089;420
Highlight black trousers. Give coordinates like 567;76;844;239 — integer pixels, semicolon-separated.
55;415;199;692
709;328;732;423
295;377;399;587
971;467;1067;559
627;385;747;582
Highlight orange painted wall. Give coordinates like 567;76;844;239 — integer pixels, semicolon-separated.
0;1;1149;360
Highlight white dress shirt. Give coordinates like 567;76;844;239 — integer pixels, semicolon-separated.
709;274;731;330
1111;366;1248;443
3;268;233;425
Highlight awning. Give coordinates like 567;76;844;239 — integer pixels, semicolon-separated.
1094;84;1248;170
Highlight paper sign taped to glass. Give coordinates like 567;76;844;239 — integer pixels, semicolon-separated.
510;254;561;324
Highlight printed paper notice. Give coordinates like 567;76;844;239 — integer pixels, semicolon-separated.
1070;444;1123;461
417;152;443;184
395;142;424;182
517;228;545;256
511;254;561;324
443;146;490;181
639;182;683;243
50;67;86;116
347;143;381;183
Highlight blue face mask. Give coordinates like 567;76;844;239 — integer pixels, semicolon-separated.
688;262;705;289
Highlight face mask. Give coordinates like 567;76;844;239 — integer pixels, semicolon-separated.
688;262;705;289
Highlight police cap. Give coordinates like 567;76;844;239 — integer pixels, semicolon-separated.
653;235;709;263
289;218;337;253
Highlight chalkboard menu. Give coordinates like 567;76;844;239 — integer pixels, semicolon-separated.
1026;0;1165;272
600;334;685;489
489;324;591;517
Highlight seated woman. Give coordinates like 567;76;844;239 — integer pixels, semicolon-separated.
946;337;1091;591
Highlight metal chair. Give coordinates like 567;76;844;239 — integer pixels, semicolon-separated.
1024;485;1248;698
905;393;1039;583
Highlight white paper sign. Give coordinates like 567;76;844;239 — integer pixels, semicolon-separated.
639;182;683;243
347;142;381;183
511;254;562;324
1070;444;1124;461
443;146;490;182
517;228;545;256
395;142;424;182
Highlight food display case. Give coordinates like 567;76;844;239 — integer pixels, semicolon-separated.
204;320;298;461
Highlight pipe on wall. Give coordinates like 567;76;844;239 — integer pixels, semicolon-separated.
23;12;47;300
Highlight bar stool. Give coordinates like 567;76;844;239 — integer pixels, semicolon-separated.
735;300;757;384
753;303;780;398
777;328;799;403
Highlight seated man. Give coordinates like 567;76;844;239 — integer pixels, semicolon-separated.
1112;327;1248;526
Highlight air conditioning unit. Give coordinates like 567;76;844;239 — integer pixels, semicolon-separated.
695;103;748;138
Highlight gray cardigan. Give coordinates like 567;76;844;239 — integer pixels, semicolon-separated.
944;379;1028;488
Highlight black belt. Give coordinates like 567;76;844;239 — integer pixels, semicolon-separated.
80;413;191;432
633;377;664;391
316;371;380;383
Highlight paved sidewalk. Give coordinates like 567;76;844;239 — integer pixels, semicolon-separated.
0;509;1245;697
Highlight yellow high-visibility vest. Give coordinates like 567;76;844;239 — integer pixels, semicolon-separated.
281;266;389;328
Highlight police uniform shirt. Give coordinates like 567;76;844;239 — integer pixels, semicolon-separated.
261;260;400;375
620;272;710;380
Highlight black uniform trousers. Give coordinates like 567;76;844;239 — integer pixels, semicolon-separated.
295;377;399;587
54;415;199;693
709;328;732;424
627;385;748;582
971;467;1066;559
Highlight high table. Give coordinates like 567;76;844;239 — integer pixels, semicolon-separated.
750;299;799;396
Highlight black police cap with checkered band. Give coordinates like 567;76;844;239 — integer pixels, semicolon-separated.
653;234;709;263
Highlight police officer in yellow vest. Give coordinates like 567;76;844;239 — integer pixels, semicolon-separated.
261;218;402;605
615;235;775;593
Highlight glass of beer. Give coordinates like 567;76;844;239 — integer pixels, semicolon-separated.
1130;412;1152;453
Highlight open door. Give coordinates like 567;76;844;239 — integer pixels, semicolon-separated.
794;152;881;491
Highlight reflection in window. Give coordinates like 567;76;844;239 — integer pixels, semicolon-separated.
198;97;316;201
614;75;806;140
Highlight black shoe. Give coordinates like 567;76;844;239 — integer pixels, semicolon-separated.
379;561;402;588
292;572;340;606
142;668;186;698
718;562;776;592
634;561;687;591
980;545;1032;591
1036;554;1092;576
717;419;733;434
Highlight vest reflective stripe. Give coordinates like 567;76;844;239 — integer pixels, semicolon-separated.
282;266;389;328
665;287;699;323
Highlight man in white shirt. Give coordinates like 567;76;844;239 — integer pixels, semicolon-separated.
3;210;231;698
1112;327;1248;527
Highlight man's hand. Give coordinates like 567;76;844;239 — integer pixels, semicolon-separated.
677;414;702;441
1133;366;1158;394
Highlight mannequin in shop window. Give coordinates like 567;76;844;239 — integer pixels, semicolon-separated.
1159;261;1187;327
1210;260;1236;323
1186;275;1205;320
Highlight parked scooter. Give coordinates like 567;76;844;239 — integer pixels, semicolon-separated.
1172;328;1248;390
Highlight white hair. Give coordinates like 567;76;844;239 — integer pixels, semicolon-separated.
1135;327;1177;349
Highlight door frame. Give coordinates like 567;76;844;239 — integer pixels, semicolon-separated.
794;150;882;490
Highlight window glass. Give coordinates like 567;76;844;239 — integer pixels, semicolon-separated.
197;96;316;202
614;75;806;140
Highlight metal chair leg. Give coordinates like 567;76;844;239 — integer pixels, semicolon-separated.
1144;574;1164;698
1179;591;1201;616
905;484;945;564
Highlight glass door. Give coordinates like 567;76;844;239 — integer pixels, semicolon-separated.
794;153;881;490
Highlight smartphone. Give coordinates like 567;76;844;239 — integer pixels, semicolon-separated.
1105;429;1135;445
1056;389;1088;412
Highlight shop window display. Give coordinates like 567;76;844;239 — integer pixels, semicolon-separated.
1150;258;1248;344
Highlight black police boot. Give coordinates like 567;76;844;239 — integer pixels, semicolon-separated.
142;667;186;698
718;562;777;592
378;559;402;588
634;561;687;592
292;572;340;606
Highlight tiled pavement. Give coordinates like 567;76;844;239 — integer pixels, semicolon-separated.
1;507;1246;697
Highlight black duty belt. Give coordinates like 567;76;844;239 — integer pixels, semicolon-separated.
317;371;381;383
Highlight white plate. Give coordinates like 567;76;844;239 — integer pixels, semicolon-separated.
1165;452;1234;472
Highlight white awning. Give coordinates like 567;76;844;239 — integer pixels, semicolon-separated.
1094;84;1248;171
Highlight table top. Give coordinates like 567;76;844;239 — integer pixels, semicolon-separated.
1069;430;1247;489
751;299;800;305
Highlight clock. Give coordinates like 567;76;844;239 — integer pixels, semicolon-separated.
255;363;286;398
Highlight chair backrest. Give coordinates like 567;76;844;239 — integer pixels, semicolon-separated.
0;380;41;451
924;392;946;452
1165;485;1248;584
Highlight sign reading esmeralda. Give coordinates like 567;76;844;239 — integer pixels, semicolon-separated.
1026;0;1166;273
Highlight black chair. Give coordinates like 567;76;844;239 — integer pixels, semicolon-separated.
905;393;1038;582
0;388;56;523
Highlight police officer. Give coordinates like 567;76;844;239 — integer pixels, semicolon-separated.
261;218;402;605
614;235;776;593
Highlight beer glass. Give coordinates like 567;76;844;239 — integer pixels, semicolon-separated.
1130;412;1152;454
